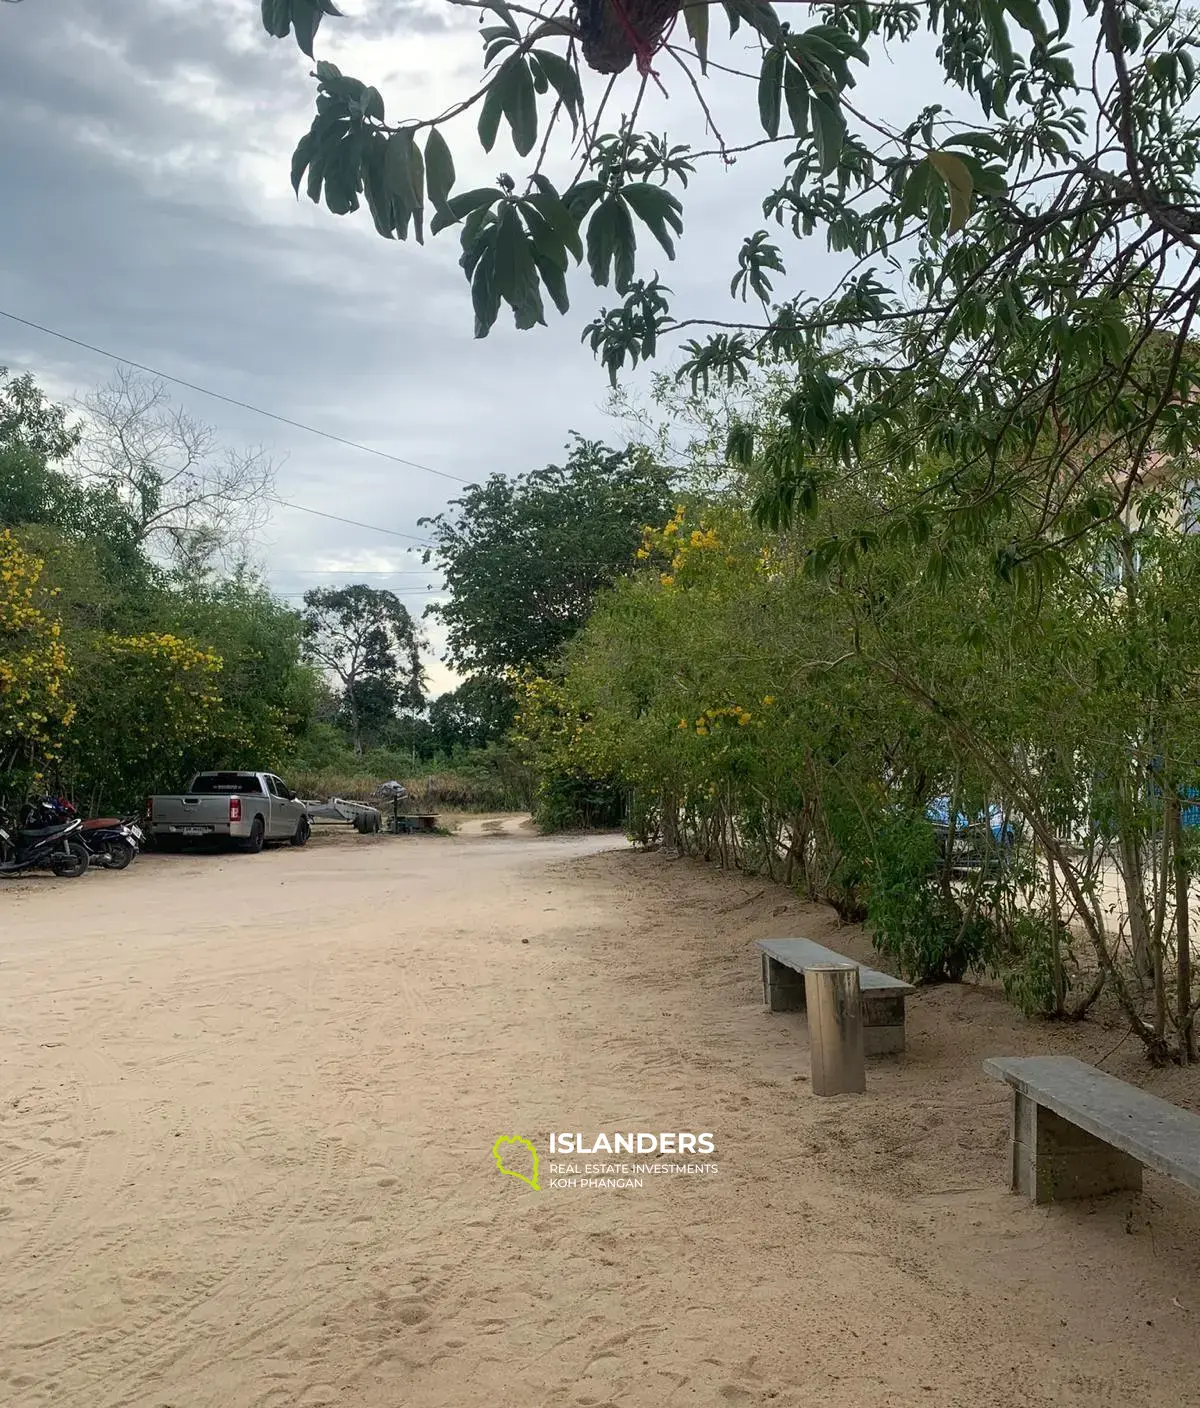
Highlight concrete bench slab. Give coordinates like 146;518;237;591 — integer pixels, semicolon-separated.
757;938;914;1055
984;1054;1200;1204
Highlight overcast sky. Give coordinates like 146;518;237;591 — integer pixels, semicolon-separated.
0;0;940;693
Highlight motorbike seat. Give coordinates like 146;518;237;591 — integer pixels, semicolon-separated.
82;818;122;830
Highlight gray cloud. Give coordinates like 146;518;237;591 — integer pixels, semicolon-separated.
0;0;938;690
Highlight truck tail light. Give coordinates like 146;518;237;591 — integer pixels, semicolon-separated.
229;797;242;822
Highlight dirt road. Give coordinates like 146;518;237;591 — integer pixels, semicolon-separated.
1;826;1198;1407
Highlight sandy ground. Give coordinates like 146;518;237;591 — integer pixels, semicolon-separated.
1;823;1199;1408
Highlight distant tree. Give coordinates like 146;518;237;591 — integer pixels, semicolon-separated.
300;584;424;755
429;676;517;753
72;368;275;574
0;367;80;461
378;708;439;761
0;369;148;591
422;436;673;675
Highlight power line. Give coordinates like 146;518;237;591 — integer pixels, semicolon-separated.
0;307;471;485
270;567;436;576
277;588;444;599
269;495;433;545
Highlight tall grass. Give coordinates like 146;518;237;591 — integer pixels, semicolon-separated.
287;745;534;814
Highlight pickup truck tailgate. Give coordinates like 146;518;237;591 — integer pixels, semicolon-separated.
151;796;238;832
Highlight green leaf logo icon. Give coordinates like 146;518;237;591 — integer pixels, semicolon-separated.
491;1134;540;1191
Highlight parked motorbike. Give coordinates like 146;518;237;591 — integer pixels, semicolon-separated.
0;802;89;878
36;797;144;870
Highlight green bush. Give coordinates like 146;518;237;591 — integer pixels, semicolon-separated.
533;769;626;833
866;815;997;985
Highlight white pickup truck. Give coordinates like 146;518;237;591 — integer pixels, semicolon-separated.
149;771;310;853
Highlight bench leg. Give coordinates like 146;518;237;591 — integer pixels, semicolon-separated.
1010;1092;1143;1204
762;955;806;1012
862;992;906;1055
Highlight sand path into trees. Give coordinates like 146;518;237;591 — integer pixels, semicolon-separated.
1;825;1198;1407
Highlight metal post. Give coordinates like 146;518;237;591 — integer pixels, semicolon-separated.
804;962;866;1096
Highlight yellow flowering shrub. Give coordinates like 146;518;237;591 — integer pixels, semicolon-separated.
637;507;738;589
68;631;225;806
0;529;74;777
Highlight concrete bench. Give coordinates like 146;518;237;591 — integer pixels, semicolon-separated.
984;1055;1200;1204
757;938;914;1055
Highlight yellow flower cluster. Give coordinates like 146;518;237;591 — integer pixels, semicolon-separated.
637;508;729;586
0;529;73;759
678;704;755;736
102;633;223;721
513;671;616;774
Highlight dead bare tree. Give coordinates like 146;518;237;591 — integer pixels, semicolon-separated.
72;368;276;574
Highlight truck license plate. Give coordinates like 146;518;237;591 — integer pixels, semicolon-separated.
181;827;207;836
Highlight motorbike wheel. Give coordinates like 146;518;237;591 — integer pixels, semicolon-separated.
102;838;136;871
51;838;90;879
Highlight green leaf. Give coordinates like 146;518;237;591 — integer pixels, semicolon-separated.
470;242;503;338
811;96;845;177
611;197;637;293
321;130;362;215
493;205;546;329
431;186;501;235
408;139;426;243
944;130;1005;158
503;57;539;157
290;129;316;195
261;0;291;40
783;61;809;136
982;0;1015;71
530;49;583;133
290;0;319;56
1049;0;1070;36
586;200;621;287
361;135;396;237
527;176;584;261
724;0;783;44
685;2;710;73
460;205;495;274
425;128;455;210
531;246;570;315
305;118;350;204
362;86;385;122
898;160;931;222
480;0;521;37
620;183;683;258
385;129;422;214
522;205;570;271
928;149;974;234
563;179;606;224
758;48;784;139
478;73;508;152
1003;0;1048;41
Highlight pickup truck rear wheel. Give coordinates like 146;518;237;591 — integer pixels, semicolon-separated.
289;816;310;848
241;816;265;854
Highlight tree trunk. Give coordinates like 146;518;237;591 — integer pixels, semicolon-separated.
1170;791;1195;1063
347;689;363;757
1118;821;1154;989
661;787;680;858
1047;840;1065;1016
